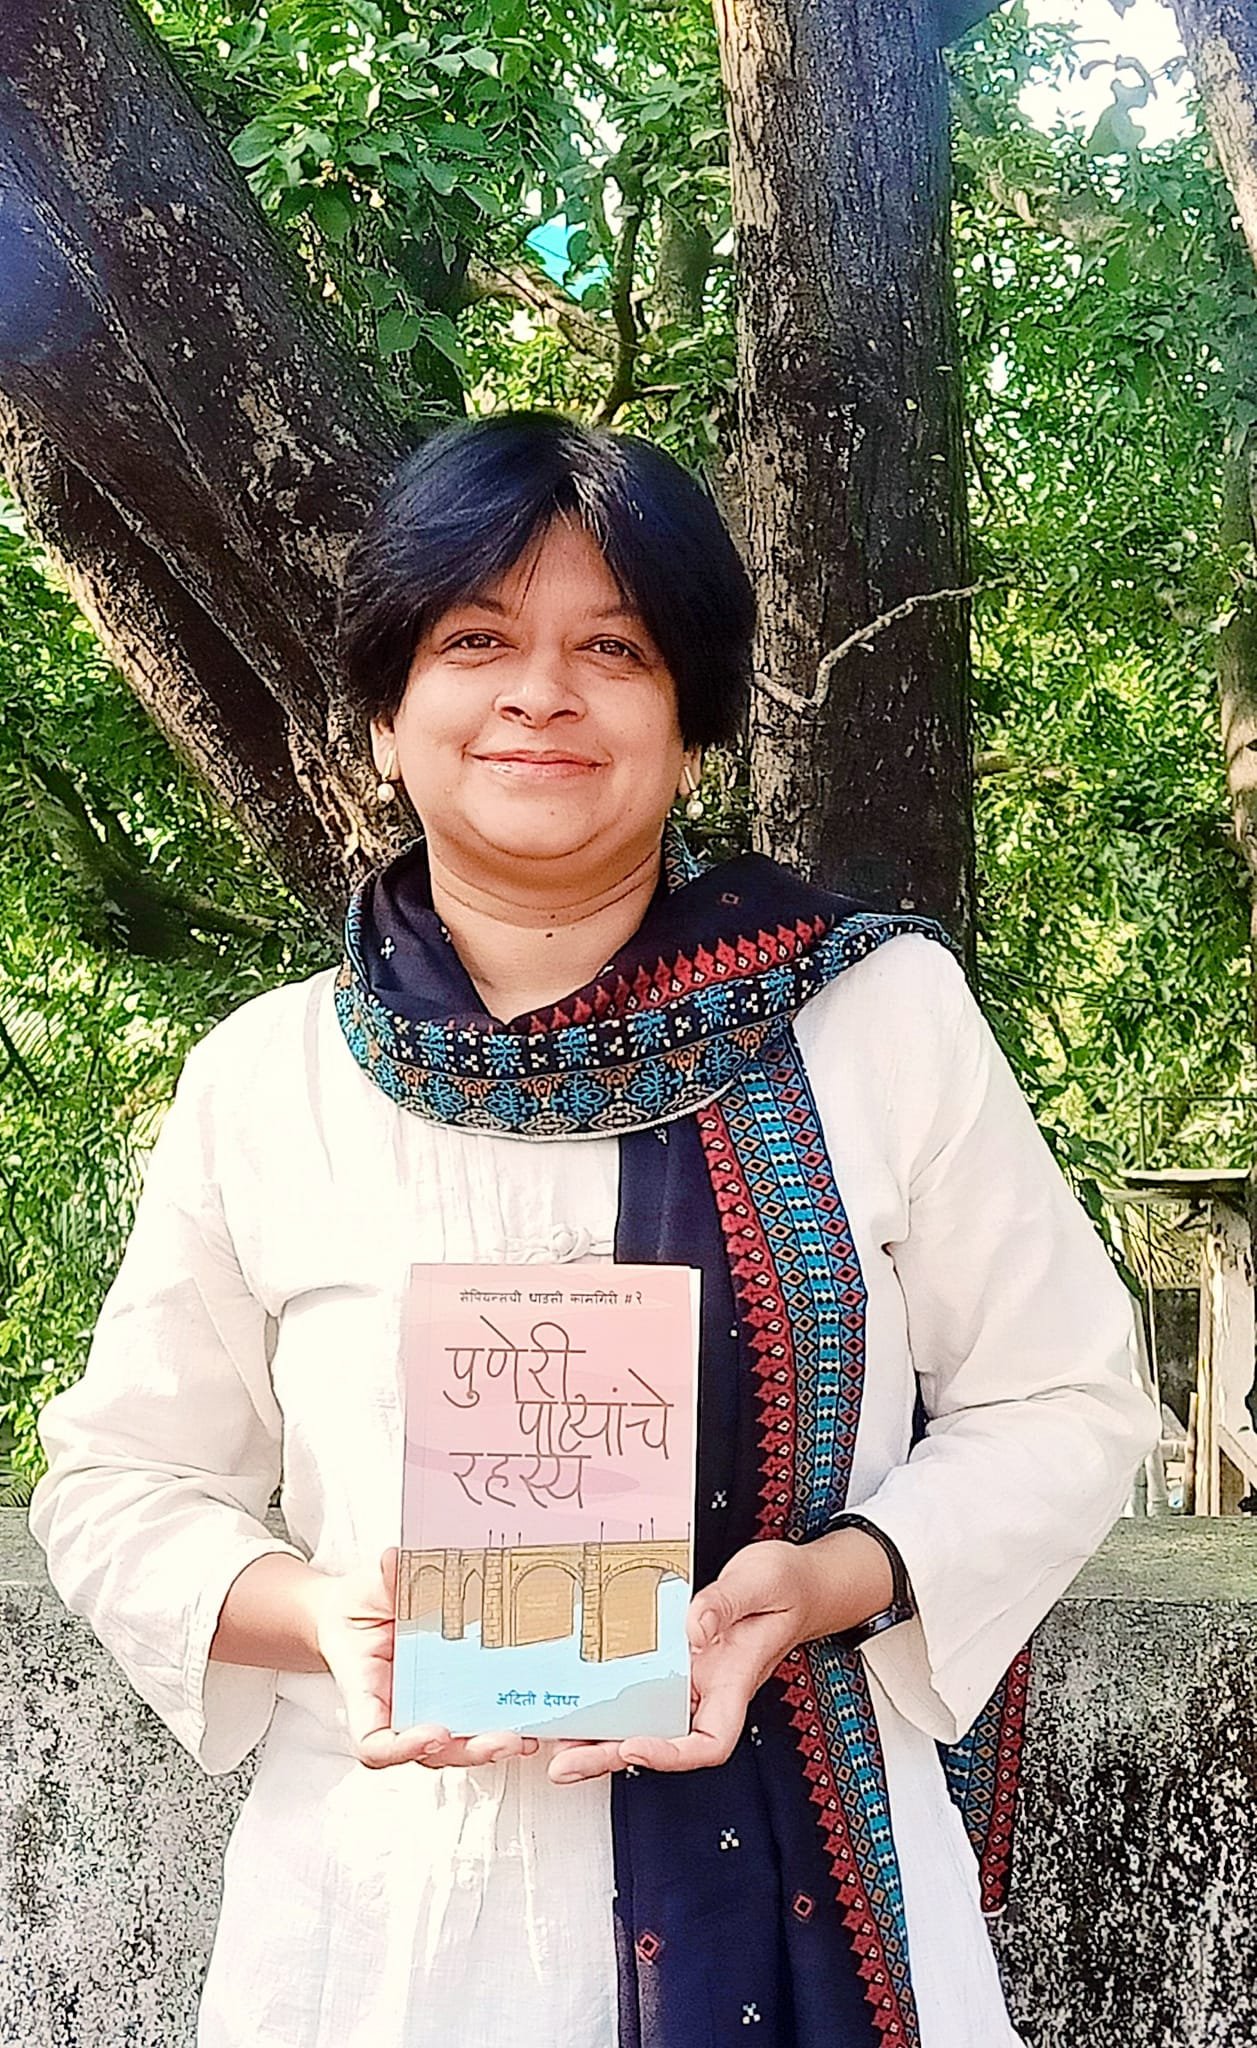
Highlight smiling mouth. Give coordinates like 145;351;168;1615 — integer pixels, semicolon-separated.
474;753;602;769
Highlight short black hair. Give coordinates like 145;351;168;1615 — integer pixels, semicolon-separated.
336;410;756;749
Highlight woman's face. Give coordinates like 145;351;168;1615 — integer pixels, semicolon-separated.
372;517;693;892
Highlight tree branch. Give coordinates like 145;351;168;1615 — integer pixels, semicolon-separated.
0;1011;41;1097
596;161;647;424
464;256;615;360
0;0;412;912
757;580;1001;717
19;748;285;960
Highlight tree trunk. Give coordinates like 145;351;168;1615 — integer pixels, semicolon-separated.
1174;1;1257;267
714;0;975;939
0;0;418;920
0;404;343;922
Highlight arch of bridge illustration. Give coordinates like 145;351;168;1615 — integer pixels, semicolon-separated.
397;1539;690;1661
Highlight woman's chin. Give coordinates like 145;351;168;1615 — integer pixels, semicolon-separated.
462;803;626;868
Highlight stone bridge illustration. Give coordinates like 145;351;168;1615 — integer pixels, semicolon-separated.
397;1540;690;1661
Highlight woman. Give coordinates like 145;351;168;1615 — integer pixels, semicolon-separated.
31;410;1156;2048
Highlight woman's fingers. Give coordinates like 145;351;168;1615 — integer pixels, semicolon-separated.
456;1729;539;1767
547;1739;629;1784
623;1665;752;1773
358;1723;539;1770
687;1542;798;1651
334;1644;397;1752
687;1580;741;1650
379;1546;400;1606
358;1721;454;1769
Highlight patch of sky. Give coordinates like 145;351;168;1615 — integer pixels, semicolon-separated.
524;216;611;302
1020;0;1191;149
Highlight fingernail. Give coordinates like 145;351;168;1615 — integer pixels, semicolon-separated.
419;1739;444;1757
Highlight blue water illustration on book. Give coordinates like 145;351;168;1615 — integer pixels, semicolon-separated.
394;1577;691;1738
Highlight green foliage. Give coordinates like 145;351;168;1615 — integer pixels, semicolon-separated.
147;0;735;460
950;5;1254;1171
0;508;329;1485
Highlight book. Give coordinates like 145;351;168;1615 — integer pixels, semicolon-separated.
392;1262;700;1741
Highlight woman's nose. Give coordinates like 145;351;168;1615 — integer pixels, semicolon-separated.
495;661;581;721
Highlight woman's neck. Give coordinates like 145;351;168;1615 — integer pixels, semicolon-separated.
427;840;663;1020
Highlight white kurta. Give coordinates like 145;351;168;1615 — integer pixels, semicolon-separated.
30;935;1157;2048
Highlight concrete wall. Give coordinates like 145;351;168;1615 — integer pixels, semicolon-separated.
4;1513;1257;2048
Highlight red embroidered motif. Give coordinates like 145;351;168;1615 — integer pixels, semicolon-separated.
778;1648;918;2041
697;1104;796;1543
699;1089;920;2046
978;1645;1032;1915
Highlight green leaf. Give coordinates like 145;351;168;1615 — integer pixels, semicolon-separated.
1086;102;1142;157
440;122;490;155
459;181;504;218
381;160;420;194
416;159;459;195
229;119;281;169
501;48;530;86
376;307;423;354
465;47;500;76
433;52;464;75
423;311;471;372
284;128;333;164
310;187;353;243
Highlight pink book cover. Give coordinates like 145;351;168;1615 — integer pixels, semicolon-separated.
393;1262;700;1740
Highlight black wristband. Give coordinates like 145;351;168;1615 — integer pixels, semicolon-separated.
826;1512;916;1651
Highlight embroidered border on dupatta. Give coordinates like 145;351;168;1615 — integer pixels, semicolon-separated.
938;1646;1032;1916
698;1036;922;2047
334;886;945;1141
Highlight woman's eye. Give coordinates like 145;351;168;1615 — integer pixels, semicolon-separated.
591;638;640;660
448;632;498;650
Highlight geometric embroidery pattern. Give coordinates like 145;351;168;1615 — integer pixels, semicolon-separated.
699;1048;921;2046
335;875;945;1141
938;1642;1033;1916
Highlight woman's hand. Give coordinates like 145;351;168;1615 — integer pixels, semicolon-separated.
547;1529;893;1786
311;1547;538;1772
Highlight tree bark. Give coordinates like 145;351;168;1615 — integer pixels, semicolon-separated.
0;0;417;915
1173;1;1257;268
714;0;975;939
0;403;343;923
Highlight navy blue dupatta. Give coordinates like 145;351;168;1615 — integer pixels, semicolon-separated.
334;829;1030;2048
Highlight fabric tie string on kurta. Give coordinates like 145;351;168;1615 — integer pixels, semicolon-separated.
335;826;1031;2048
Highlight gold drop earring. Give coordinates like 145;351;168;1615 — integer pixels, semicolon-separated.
681;763;704;822
376;748;398;806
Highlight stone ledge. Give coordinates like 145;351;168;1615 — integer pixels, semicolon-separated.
4;1513;1257;2048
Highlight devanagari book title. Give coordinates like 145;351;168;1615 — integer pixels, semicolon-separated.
394;1263;699;1740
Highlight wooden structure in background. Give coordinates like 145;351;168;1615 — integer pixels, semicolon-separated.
1122;1169;1257;1516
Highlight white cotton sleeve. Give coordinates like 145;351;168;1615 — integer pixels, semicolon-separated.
838;940;1159;1744
28;1033;305;1775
